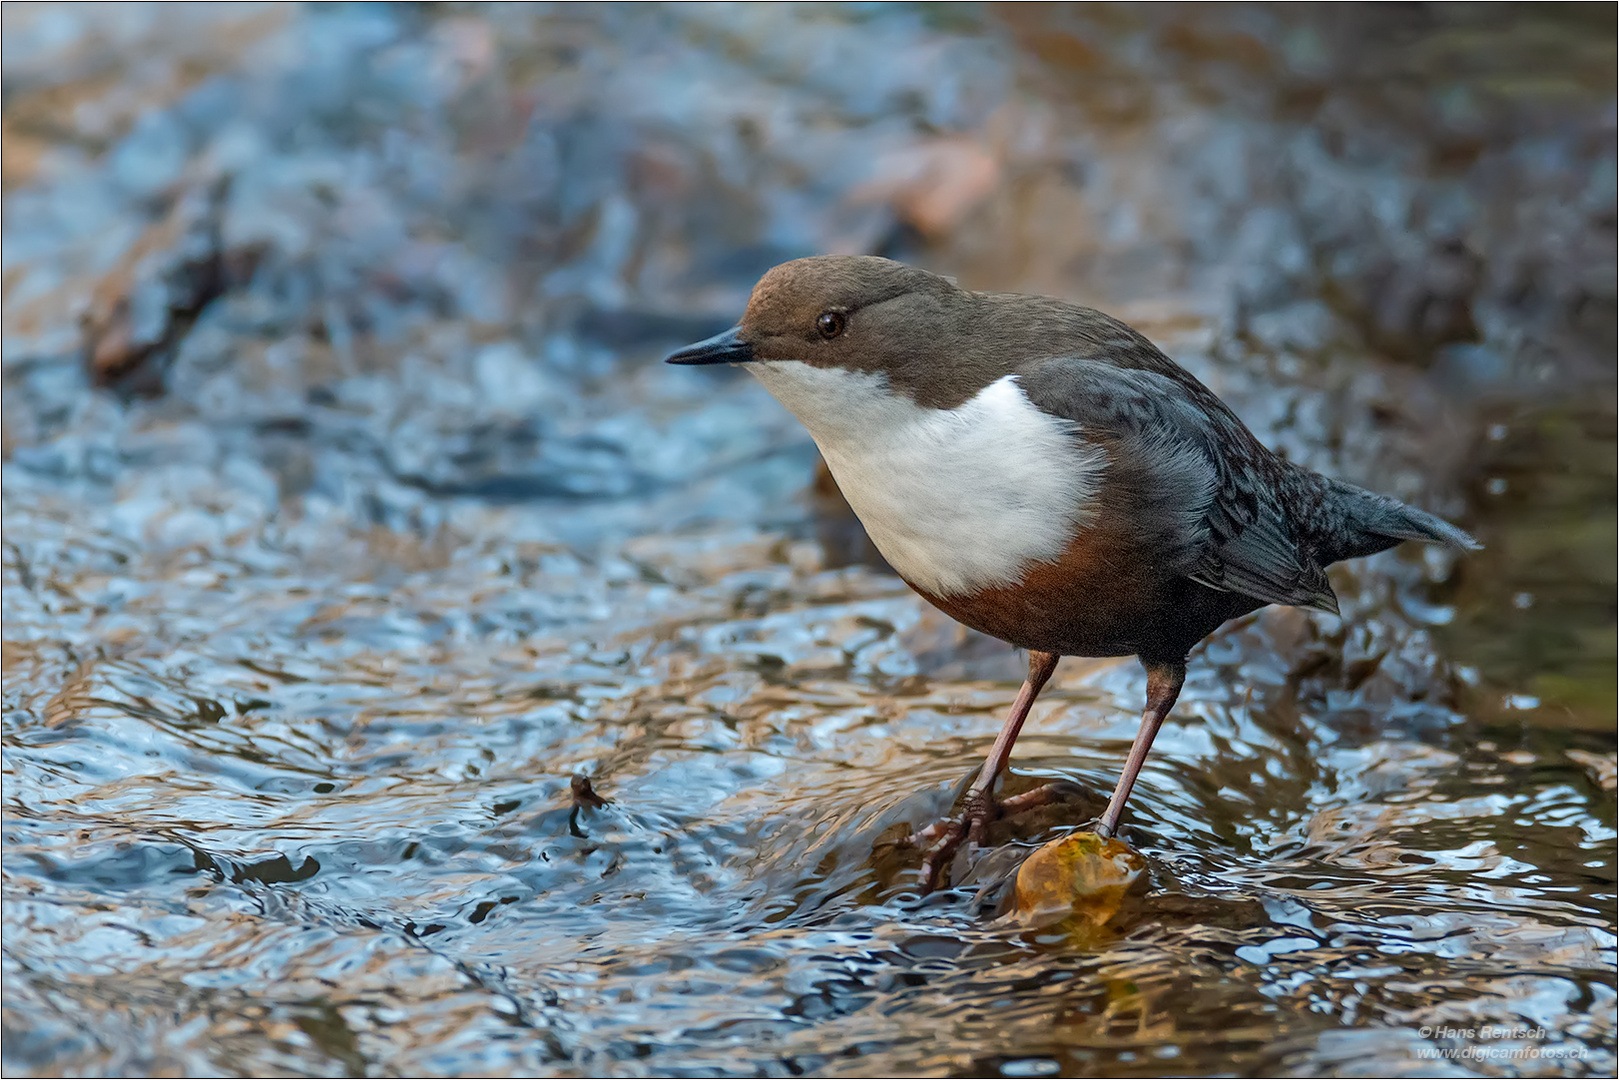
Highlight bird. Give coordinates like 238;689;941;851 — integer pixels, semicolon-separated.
666;255;1478;891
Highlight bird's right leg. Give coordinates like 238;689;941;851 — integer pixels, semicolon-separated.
910;650;1059;891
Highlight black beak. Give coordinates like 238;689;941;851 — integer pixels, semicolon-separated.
664;326;753;366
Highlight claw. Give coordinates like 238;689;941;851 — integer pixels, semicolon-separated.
914;788;1001;891
916;819;964;891
904;818;951;849
909;780;1104;892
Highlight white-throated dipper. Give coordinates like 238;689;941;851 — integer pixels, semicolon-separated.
666;255;1478;891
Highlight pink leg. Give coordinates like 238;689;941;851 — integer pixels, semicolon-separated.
914;650;1059;890
1094;659;1185;839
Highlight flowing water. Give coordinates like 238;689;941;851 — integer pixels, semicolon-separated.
2;5;1614;1076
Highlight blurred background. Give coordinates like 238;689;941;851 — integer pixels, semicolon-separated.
3;4;1614;1077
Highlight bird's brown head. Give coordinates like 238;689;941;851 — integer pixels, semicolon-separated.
665;255;1006;408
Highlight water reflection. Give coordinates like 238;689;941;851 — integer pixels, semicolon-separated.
3;4;1614;1077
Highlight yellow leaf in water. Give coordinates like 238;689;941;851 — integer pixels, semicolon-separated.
1010;832;1147;931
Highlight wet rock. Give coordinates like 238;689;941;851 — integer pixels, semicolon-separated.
982;832;1270;945
1005;831;1148;933
1328;238;1484;366
1567;749;1617;792
82;172;251;394
569;773;609;808
849;137;1003;240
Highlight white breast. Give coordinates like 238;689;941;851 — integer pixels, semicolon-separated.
749;361;1106;597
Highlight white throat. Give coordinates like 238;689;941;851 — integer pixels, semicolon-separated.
749;361;1105;597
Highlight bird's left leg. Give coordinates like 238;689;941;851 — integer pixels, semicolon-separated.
1094;658;1185;839
911;650;1059;891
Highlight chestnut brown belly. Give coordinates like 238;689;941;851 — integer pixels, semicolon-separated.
906;528;1263;663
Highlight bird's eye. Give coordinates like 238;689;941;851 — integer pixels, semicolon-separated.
816;311;846;340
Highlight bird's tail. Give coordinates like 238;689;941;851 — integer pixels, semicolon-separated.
1313;475;1480;563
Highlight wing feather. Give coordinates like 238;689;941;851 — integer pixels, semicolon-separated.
1017;357;1338;614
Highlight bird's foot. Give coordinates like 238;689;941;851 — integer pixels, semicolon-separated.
997;781;1081;818
911;787;998;893
909;780;1090;893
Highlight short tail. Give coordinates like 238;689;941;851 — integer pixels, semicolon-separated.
1316;477;1480;563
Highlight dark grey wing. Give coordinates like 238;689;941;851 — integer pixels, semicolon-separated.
1017;357;1339;614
